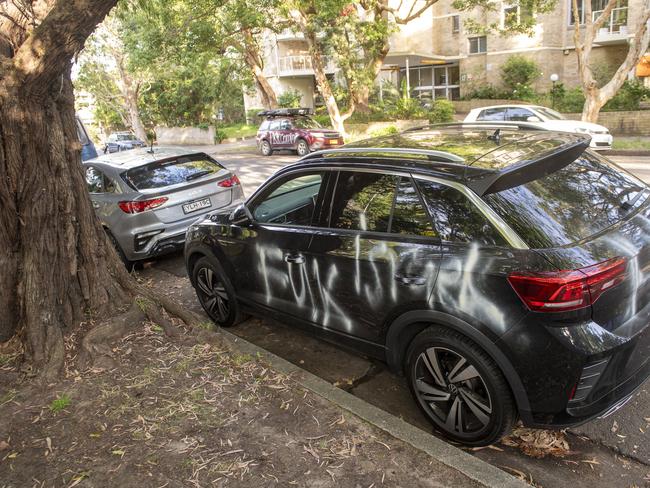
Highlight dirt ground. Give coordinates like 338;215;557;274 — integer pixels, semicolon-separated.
0;321;481;488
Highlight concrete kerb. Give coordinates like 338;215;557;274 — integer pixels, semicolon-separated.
220;329;529;488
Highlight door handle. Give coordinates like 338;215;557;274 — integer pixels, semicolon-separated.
284;253;305;265
394;275;426;286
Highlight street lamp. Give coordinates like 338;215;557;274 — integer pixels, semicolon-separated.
550;73;559;109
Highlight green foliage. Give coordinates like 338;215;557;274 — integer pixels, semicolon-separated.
214;129;227;144
501;55;540;94
220;123;259;139
277;89;303;108
554;86;585;112
453;0;556;36
369;125;399;137
462;84;503;100
393;97;426;120
49;394;71;413
312;114;333;127
604;81;650;111
428;99;455;123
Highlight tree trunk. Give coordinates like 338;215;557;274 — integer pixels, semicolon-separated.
581;88;605;123
242;31;277;109
115;53;149;141
124;87;148;142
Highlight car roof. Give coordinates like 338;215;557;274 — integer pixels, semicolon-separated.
283;126;590;195
471;104;544;111
85;146;207;169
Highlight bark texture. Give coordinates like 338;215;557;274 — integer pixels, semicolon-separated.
242;29;277;110
0;0;137;380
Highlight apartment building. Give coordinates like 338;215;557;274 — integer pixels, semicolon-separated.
244;0;647;111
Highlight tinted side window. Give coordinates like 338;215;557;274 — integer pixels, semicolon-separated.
269;120;280;130
259;120;270;131
391;177;437;237
252;172;323;225
506;107;535;121
477;108;505;121
330;172;397;232
416;180;506;246
76;119;90;145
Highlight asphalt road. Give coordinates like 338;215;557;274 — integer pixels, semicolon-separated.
147;145;650;487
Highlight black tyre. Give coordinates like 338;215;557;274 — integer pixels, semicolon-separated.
260;139;273;156
405;326;516;446
192;256;243;327
106;230;136;271
296;138;310;157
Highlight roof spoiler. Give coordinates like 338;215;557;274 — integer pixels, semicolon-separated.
466;136;591;196
257;107;313;117
404;121;547;132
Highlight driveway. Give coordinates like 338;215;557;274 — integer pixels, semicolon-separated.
143;147;650;487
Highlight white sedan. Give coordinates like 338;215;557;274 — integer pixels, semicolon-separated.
463;105;613;150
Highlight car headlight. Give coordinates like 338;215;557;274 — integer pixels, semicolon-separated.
575;127;592;134
311;132;325;138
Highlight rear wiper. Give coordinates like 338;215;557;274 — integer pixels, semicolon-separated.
185;170;213;182
620;188;648;211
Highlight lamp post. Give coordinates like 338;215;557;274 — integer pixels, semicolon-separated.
550;73;559;109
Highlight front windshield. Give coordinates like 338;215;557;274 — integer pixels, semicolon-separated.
535;107;565;121
292;117;322;130
117;134;137;141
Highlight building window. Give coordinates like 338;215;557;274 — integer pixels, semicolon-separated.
469;36;487;54
452;15;460;33
569;0;626;25
503;4;532;27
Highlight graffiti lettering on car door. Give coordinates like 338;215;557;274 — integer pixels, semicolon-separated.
271;132;299;146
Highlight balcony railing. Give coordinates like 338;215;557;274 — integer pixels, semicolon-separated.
592;6;628;35
278;55;336;75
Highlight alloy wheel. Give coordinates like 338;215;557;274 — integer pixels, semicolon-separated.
196;266;230;322
413;347;492;436
297;140;309;156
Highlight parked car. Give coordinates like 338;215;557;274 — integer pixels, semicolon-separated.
84;147;244;268
104;131;146;154
464;105;613;150
185;125;649;446
76;116;98;161
256;108;343;157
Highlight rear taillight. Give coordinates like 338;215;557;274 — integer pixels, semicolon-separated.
118;197;168;214
218;175;240;188
508;257;628;312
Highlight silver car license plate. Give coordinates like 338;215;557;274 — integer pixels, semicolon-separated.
182;198;211;214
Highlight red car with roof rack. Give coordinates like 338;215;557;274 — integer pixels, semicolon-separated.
256;108;344;157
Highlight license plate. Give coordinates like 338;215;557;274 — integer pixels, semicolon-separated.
182;198;211;214
327;139;339;145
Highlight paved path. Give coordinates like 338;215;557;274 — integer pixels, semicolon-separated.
154;147;650;487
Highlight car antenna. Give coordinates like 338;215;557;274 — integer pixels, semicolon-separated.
487;128;501;144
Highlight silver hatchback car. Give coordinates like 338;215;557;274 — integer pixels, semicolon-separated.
83;147;244;266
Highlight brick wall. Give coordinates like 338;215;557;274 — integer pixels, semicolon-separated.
564;111;650;136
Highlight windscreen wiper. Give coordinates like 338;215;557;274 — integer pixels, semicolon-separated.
620;188;648;211
186;170;213;182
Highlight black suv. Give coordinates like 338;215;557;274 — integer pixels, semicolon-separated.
185;124;650;446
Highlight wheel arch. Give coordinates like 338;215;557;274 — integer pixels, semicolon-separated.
385;309;532;419
185;241;235;288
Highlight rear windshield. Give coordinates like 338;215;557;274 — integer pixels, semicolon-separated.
482;153;648;248
124;155;224;190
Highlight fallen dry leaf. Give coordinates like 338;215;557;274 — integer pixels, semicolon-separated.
501;427;573;458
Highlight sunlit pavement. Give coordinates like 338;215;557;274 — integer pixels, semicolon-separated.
153;147;650;487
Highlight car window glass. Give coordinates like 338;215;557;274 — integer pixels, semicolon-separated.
416;179;506;246
86;166;105;193
280;120;292;130
482;153;648;248
124;156;224;190
269;120;280;131
76;119;90;145
330;172;397;233
391;177;437;237
506;107;535;121
252;172;323;225
259;120;270;131
477;108;505;121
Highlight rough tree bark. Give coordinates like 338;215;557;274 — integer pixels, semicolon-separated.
572;0;650;122
0;0;199;381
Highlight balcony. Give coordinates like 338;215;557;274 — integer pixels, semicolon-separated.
593;7;630;45
277;55;337;76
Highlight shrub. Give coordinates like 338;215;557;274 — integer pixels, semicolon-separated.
369;125;399;137
603;80;650;111
463;84;502;100
428;99;455;123
277;89;303;108
214;128;227;144
391;97;425;120
501;55;541;92
312;114;332;127
555;86;585;113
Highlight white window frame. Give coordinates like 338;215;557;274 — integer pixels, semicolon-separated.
468;36;487;54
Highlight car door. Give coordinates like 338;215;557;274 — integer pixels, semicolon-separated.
476;108;505;121
505;107;537;122
231;169;334;323
85;165;119;222
307;170;443;343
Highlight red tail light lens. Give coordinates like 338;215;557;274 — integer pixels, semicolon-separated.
118;197;168;214
508;257;628;312
218;175;240;188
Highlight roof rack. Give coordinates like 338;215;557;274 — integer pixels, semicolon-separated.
403;121;547;132
299;147;465;163
257;107;313;118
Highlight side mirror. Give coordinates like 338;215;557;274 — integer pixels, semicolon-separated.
527;115;541;122
230;203;254;226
